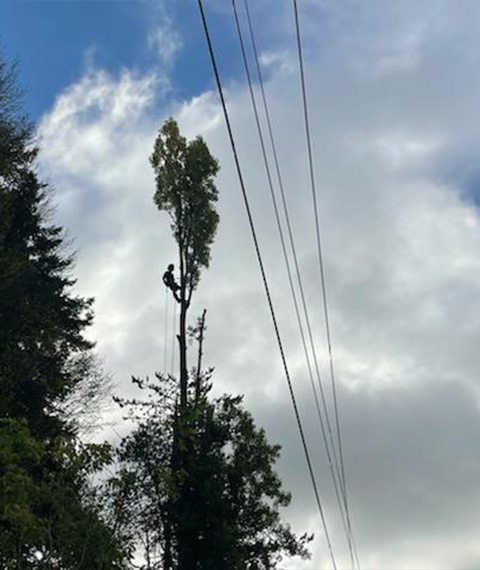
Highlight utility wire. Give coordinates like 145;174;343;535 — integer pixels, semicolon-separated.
243;1;341;484
292;1;359;568
244;0;343;503
244;0;353;565
170;299;177;375
233;0;352;558
197;1;337;567
164;286;169;374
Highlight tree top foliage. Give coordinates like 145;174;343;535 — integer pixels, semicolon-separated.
150;118;220;293
0;49;127;568
0;50;96;438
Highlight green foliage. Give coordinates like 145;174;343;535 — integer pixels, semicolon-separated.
150;118;220;293
0;54;35;181
0;54;94;439
111;374;312;570
145;118;309;569
0;419;129;569
0;418;46;559
0;50;128;568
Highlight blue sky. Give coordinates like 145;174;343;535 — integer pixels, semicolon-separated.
0;0;250;118
5;1;480;568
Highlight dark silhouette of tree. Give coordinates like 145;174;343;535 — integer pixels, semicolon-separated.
0;55;95;439
112;367;312;570
0;51;127;568
150;118;219;409
109;118;312;569
0;419;128;569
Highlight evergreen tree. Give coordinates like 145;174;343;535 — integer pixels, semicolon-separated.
0;54;94;439
0;52;128;568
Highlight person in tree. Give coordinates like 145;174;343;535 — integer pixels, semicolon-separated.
163;263;180;302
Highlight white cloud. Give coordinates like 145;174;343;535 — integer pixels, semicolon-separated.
36;1;480;568
146;2;182;67
259;49;295;75
37;68;170;382
147;25;182;66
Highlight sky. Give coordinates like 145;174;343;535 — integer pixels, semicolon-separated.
3;0;480;568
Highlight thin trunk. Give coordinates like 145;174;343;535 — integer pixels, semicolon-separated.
178;301;188;409
145;531;151;570
195;309;207;403
164;404;179;570
178;241;188;410
175;222;195;570
162;509;173;570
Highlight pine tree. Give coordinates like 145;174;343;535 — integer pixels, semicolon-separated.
0;54;94;439
0;51;128;568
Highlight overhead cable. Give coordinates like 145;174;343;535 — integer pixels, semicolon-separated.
292;1;359;567
233;0;352;559
170;298;177;376
164;286;169;374
197;1;337;567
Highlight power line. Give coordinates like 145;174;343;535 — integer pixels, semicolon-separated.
197;1;337;567
242;1;341;484
292;1;359;567
240;0;357;563
164;285;169;374
243;0;344;507
233;0;352;559
170;299;177;375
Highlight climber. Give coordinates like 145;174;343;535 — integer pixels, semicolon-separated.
163;263;180;302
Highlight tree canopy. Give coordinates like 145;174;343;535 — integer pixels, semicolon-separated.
0;50;127;568
150;118;219;296
128;117;312;569
111;372;312;570
151;118;221;408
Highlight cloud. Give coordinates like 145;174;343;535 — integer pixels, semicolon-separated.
263;376;480;569
146;3;182;67
37;68;169;381
147;26;182;67
36;1;480;567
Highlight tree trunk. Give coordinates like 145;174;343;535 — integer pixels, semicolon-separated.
178;300;188;410
162;509;173;570
195;309;207;403
177;236;188;410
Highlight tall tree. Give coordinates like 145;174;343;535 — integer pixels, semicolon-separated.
149;119;221;568
109;119;311;569
150;118;219;409
0;51;128;568
0;54;94;439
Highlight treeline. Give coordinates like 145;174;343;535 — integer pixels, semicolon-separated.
0;52;311;569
